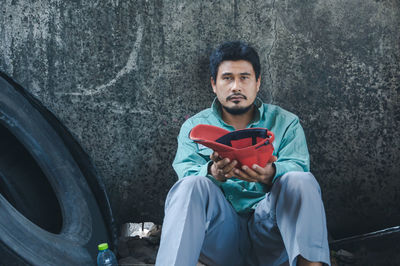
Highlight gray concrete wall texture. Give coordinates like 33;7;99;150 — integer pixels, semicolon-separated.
1;0;399;239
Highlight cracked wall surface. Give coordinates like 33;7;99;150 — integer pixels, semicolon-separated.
0;0;399;239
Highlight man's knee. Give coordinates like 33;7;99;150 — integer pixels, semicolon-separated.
164;175;220;214
174;175;212;190
166;175;213;201
278;171;321;195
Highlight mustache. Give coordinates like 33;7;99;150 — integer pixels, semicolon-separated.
226;93;247;101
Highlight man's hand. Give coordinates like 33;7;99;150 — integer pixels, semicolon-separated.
209;152;277;184
233;156;277;186
209;151;238;182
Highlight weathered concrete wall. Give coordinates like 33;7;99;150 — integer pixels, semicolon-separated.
1;0;399;239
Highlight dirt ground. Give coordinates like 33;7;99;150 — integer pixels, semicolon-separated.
117;223;400;266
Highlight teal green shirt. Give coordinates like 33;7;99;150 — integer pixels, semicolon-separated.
172;98;310;214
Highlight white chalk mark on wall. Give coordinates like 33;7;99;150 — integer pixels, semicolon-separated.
61;24;144;97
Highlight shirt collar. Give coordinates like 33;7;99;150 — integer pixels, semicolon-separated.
211;97;264;128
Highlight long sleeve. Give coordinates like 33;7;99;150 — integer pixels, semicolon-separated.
172;119;213;179
272;117;310;182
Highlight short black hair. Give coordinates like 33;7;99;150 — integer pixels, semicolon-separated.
209;41;261;82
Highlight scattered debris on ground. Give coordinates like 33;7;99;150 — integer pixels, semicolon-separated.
117;223;400;266
118;222;205;266
118;223;161;265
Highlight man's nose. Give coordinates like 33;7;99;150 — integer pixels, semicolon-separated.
231;79;241;92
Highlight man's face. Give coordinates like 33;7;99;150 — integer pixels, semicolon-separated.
211;60;260;115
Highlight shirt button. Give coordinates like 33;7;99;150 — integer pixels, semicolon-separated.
228;195;234;200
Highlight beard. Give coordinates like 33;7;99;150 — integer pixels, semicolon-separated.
221;100;255;115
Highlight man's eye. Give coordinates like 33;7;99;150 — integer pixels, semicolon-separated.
241;76;249;80
223;76;231;80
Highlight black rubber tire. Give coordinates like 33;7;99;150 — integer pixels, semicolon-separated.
0;72;117;265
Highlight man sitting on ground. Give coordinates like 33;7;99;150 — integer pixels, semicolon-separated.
156;41;330;266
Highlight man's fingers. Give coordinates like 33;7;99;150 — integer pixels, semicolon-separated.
241;165;261;179
217;159;239;178
222;161;239;178
215;157;231;168
268;155;277;163
250;164;269;175
251;164;275;185
210;151;221;162
211;155;274;183
234;168;258;182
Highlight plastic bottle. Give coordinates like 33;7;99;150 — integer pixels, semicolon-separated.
97;243;118;266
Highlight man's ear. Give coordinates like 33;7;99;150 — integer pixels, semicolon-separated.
211;77;217;93
256;76;261;92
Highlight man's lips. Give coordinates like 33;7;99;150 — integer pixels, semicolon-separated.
226;94;247;101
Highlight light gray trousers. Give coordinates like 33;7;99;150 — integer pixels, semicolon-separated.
156;172;330;266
